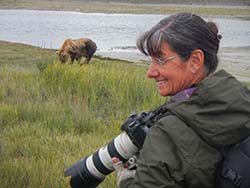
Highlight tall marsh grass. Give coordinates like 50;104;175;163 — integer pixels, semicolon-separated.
0;56;165;188
1;41;250;187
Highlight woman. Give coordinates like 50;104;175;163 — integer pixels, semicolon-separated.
112;13;250;188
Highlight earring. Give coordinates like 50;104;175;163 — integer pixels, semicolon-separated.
191;67;196;74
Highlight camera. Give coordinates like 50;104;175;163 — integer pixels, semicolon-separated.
64;111;160;188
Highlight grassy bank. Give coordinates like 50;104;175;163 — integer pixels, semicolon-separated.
0;41;165;188
1;0;250;16
1;41;249;187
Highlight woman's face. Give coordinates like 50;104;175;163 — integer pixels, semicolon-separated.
147;43;205;96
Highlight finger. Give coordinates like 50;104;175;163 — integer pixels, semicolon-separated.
112;157;120;164
112;157;124;171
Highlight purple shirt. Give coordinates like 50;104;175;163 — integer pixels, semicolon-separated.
170;87;197;102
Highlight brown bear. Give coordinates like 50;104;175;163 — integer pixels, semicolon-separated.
58;38;97;65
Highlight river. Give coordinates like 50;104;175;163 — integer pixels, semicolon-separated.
1;10;250;51
0;9;250;80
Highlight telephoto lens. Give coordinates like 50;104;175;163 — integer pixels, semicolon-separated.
64;132;139;188
64;111;157;188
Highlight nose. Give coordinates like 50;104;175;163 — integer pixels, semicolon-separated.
147;64;159;78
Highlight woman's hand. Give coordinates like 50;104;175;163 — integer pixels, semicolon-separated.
112;157;136;188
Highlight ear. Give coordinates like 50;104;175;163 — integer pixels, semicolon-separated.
188;49;205;74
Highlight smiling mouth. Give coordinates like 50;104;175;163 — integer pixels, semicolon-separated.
157;80;167;87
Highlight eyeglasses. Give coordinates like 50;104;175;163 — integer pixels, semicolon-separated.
149;55;177;66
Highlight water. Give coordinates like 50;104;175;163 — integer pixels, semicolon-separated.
0;9;250;54
0;9;162;51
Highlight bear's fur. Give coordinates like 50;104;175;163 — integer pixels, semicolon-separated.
58;38;97;65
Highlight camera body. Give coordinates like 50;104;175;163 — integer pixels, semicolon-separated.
64;111;159;188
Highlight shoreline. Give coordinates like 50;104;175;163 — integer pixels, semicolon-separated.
217;46;250;83
97;46;250;83
0;39;249;83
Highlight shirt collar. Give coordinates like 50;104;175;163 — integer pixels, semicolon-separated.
170;87;197;102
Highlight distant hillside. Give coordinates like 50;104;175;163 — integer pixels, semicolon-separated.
82;0;250;6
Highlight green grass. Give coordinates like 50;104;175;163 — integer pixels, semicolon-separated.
1;0;250;16
0;41;57;72
0;41;165;188
1;40;249;187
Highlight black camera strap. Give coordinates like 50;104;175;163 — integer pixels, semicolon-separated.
121;105;174;149
145;106;173;128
